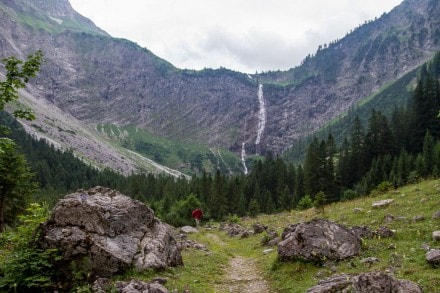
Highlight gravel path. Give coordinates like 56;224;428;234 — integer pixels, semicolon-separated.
216;256;270;292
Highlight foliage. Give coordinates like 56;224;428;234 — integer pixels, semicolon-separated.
164;193;202;227
0;203;58;291
0;51;43;121
0;52;439;228
371;181;393;196
129;179;440;292
341;189;357;201
313;191;326;214
98;123;242;175
0;140;37;231
226;214;240;223
297;195;313;210
0;52;42;232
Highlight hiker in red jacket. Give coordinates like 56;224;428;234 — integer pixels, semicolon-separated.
191;208;203;227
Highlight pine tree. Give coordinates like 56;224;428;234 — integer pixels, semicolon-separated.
294;165;304;207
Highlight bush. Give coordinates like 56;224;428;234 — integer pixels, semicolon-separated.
226;214;240;223
297;195;313;210
165;193;202;227
0;203;59;291
371;181;393;196
313;191;326;214
341;189;358;201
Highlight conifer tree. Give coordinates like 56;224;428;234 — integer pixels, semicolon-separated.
0;51;42;231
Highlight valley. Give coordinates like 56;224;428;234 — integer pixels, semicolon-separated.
0;0;438;174
1;0;440;291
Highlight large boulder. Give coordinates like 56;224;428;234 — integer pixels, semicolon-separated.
278;218;361;262
38;187;183;281
307;272;422;292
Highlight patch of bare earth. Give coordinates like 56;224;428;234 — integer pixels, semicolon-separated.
216;256;269;293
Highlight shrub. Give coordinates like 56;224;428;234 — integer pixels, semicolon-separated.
341;189;358;201
297;195;313;210
0;203;59;291
371;181;393;196
165;193;202;227
313;191;326;214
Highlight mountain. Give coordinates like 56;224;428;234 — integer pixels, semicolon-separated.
0;0;439;174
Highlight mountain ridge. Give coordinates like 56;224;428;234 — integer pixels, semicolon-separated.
0;0;439;174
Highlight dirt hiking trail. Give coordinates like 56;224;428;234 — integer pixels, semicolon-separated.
215;255;270;292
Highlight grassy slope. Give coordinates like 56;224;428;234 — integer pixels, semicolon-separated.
96;123;243;175
123;178;440;292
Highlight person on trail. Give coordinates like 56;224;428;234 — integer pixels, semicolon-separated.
191;208;203;227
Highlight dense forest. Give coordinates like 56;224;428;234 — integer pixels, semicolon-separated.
2;52;440;228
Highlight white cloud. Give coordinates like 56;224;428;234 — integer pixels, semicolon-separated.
70;0;403;73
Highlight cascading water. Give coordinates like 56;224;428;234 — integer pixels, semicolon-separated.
241;142;248;174
255;84;266;153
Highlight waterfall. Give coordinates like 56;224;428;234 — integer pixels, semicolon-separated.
241;142;248;174
255;84;266;151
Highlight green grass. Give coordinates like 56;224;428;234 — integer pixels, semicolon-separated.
127;178;440;292
96;123;242;175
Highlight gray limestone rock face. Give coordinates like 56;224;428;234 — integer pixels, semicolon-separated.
38;187;183;281
278;218;361;263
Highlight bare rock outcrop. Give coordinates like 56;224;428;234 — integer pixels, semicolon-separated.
307;272;422;293
38;187;182;282
278;218;361;263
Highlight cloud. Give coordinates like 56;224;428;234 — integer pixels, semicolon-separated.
70;0;403;73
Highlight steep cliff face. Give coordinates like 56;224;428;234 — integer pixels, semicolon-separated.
258;0;440;152
0;0;439;173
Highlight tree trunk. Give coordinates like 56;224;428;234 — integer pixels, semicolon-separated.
0;195;4;233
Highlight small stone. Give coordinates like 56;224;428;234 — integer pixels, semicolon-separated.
384;214;394;223
353;208;363;213
151;277;168;285
433;210;440;219
432;231;440;241
361;257;380;265
388;243;396;250
375;226;395;238
180;226;199;234
426;249;440;265
253;223;267;234
193;243;206;250
372;199;394;208
420;198;429;203
240;230;253;238
263;248;274;255
413;215;424;222
267;237;281;247
350;226;373;239
421;243;430;251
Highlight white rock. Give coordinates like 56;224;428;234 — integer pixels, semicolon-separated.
372;199;394;208
432;231;440;241
180;226;199;234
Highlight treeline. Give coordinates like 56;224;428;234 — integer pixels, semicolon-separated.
5;52;440;227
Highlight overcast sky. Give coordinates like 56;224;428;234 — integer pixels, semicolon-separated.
69;0;403;73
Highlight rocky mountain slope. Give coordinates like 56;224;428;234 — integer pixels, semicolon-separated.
0;0;439;173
